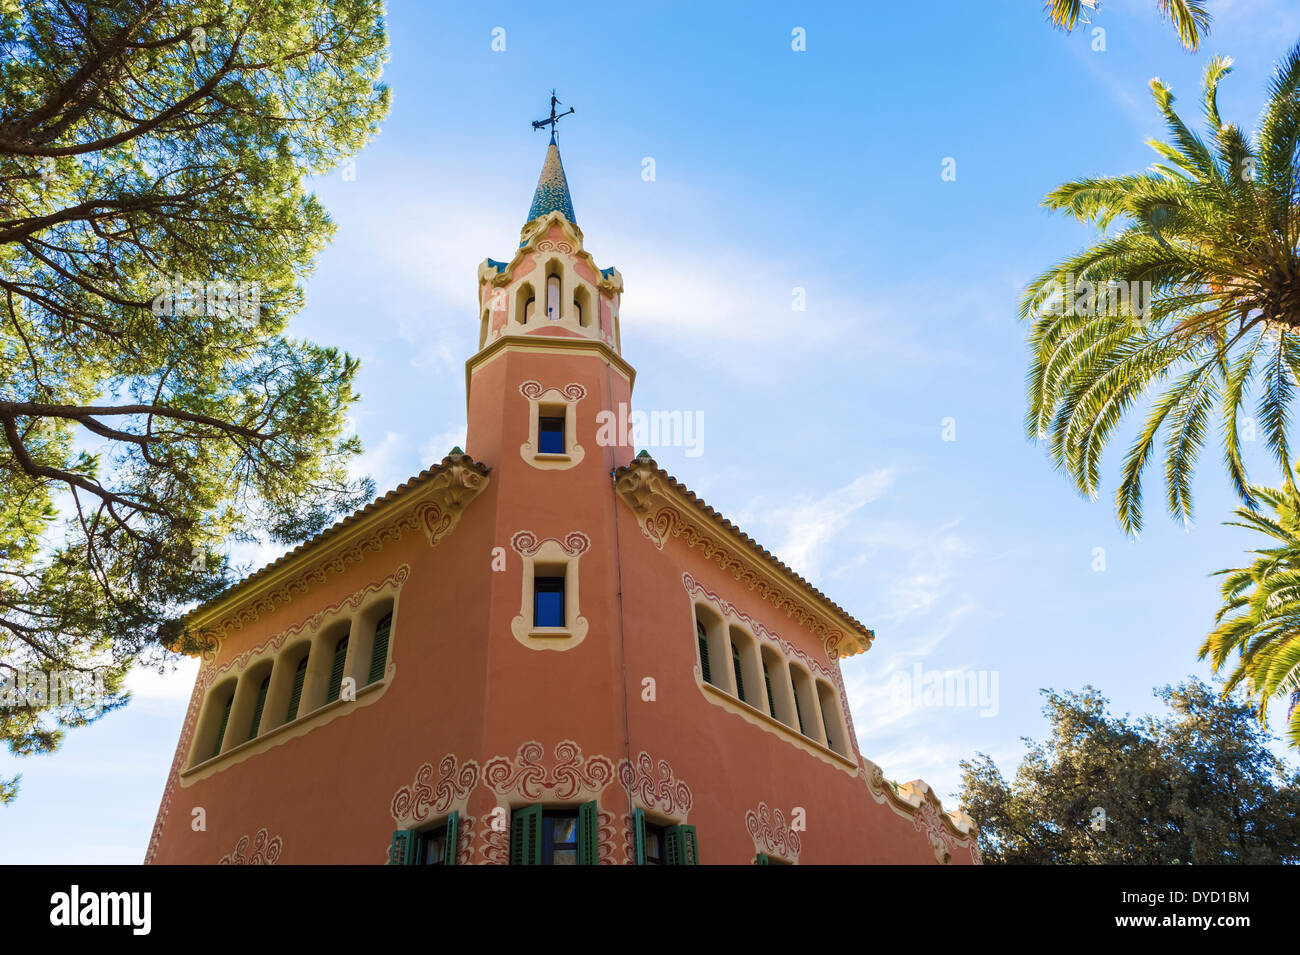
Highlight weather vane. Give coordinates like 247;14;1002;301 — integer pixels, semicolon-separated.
531;90;575;140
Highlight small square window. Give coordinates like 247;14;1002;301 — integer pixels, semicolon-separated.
538;416;565;454
534;576;565;628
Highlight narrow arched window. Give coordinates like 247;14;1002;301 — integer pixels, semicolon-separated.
247;675;270;741
731;640;746;703
368;613;392;685
524;296;535;322
763;659;776;719
697;620;712;685
546;274;561;319
212;694;234;759
326;632;350;703
286;653;309;723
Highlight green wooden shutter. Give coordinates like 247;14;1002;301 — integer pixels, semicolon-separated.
578;800;599;865
443;811;459;866
212;695;233;758
764;665;776;718
247;676;269;741
633;807;647;865
326;633;349;702
697;622;712;684
793;688;806;735
732;644;745;701
368;614;392;684
286;656;307;722
756;853;770;865
510;804;543;865
389;829;417;865
665;824;700;865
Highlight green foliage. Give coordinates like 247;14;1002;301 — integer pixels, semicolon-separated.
0;0;390;800
959;680;1300;864
1043;0;1210;51
1021;42;1300;534
1203;477;1300;748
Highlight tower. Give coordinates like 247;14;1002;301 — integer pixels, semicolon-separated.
145;125;981;866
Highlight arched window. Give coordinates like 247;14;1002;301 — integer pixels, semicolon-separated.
731;640;745;703
573;285;590;327
763;657;776;719
286;653;309;723
326;632;350;703
696;620;712;685
516;282;535;324
212;694;234;759
368;613;392;685
247;675;270;741
546;273;561;320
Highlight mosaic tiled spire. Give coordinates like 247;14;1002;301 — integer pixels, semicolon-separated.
526;135;576;225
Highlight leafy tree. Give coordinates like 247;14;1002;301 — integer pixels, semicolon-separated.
959;680;1300;863
1203;477;1300;748
1020;43;1300;535
0;0;390;801
1044;0;1210;51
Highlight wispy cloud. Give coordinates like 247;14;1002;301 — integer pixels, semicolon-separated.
738;469;893;580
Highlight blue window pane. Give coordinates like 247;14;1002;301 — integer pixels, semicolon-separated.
534;578;565;627
538;416;565;454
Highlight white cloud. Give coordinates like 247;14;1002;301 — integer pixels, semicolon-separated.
739;469;893;580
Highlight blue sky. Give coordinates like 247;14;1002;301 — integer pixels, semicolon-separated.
5;0;1300;862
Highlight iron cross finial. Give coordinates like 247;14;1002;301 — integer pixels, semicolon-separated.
531;90;575;141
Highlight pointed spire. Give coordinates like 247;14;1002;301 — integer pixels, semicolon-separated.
527;139;576;225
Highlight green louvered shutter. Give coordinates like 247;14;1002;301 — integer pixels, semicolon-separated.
732;644;745;701
443;811;459;865
697;622;712;684
665;824;700;865
286;655;308;722
247;676;270;741
633;807;647;865
794;688;806;735
389;829;417;865
326;633;349;703
764;665;776;718
756;853;770;865
510;804;543;865
212;695;233;758
678;824;699;864
367;614;392;684
578;800;599;865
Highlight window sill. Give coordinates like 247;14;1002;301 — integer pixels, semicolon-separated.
533;452;571;462
182;677;387;777
699;680;857;770
528;626;575;639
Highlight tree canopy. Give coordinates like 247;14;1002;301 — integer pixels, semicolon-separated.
0;0;390;802
959;680;1300;863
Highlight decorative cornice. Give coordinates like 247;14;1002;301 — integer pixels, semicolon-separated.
615;457;873;659
176;452;489;654
465;334;635;405
860;757;980;860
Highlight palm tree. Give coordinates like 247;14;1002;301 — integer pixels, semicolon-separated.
1045;0;1210;51
1021;42;1300;534
1203;478;1300;748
